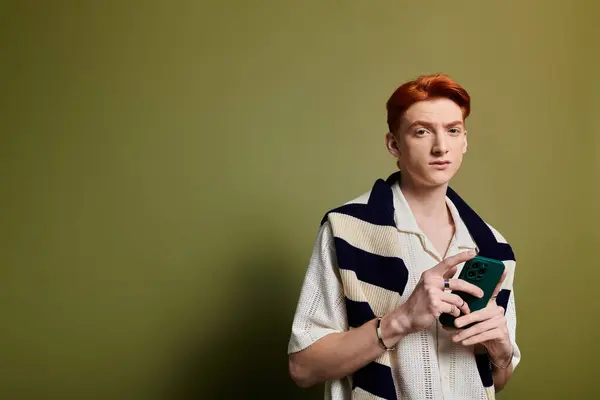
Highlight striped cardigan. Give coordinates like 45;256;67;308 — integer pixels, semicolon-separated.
320;172;515;400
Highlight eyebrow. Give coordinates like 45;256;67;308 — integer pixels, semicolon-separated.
407;120;464;129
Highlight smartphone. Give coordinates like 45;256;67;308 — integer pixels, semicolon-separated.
439;255;505;328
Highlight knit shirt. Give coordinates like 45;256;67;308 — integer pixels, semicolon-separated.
288;172;520;400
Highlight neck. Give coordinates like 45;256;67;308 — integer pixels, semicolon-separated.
399;174;450;222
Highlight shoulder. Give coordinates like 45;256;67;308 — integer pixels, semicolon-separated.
484;221;517;262
314;188;373;239
342;189;372;206
319;189;372;225
320;173;398;223
484;222;518;286
485;222;508;244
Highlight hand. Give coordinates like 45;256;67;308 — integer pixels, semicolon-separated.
451;269;513;364
392;250;484;334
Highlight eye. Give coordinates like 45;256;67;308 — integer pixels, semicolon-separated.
448;127;462;136
415;128;430;137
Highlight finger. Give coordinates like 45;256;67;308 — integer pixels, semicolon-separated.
441;301;461;317
432;250;476;275
442;265;458;280
446;278;484;299
439;292;470;315
442;326;461;334
460;328;504;346
491;269;508;299
452;316;503;343
455;305;504;328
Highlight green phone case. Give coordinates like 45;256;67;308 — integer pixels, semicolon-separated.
439;255;505;328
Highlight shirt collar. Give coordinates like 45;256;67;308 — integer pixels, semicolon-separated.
391;182;477;250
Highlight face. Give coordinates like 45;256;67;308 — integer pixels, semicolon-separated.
386;98;468;188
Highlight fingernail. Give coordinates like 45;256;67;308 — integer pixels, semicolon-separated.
468;250;476;256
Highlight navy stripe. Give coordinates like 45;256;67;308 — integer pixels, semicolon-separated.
367;178;396;224
345;297;375;328
445;187;516;262
387;172;516;262
385;171;402;185
475;352;493;388
321;203;396;226
496;289;511;312
387;172;511;262
335;237;409;296
482;243;515;262
321;203;395;227
321;177;396;227
353;361;397;400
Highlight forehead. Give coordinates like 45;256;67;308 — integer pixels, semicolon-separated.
402;98;464;125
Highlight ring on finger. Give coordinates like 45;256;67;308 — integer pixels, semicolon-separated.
443;279;451;290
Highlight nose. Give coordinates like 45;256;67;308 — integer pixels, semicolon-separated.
431;134;449;156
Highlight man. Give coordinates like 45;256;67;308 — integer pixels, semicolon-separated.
287;74;520;400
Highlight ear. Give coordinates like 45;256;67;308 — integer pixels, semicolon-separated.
462;130;468;154
385;132;402;158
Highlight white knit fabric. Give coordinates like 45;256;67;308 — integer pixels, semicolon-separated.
288;182;520;400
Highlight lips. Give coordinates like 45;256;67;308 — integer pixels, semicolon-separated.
430;161;451;170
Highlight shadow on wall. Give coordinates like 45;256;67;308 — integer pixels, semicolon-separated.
166;239;323;400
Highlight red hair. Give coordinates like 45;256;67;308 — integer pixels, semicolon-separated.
386;73;471;133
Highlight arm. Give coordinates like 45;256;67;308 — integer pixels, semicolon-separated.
453;226;521;392
491;282;520;391
289;314;409;388
489;234;521;391
451;269;520;392
287;222;410;387
490;354;514;392
287;223;481;388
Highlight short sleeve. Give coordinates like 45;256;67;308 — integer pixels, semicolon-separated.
287;221;348;354
487;224;521;370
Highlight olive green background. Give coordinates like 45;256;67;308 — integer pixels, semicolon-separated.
1;1;598;399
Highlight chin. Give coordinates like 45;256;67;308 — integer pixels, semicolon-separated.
402;167;458;188
423;171;456;187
